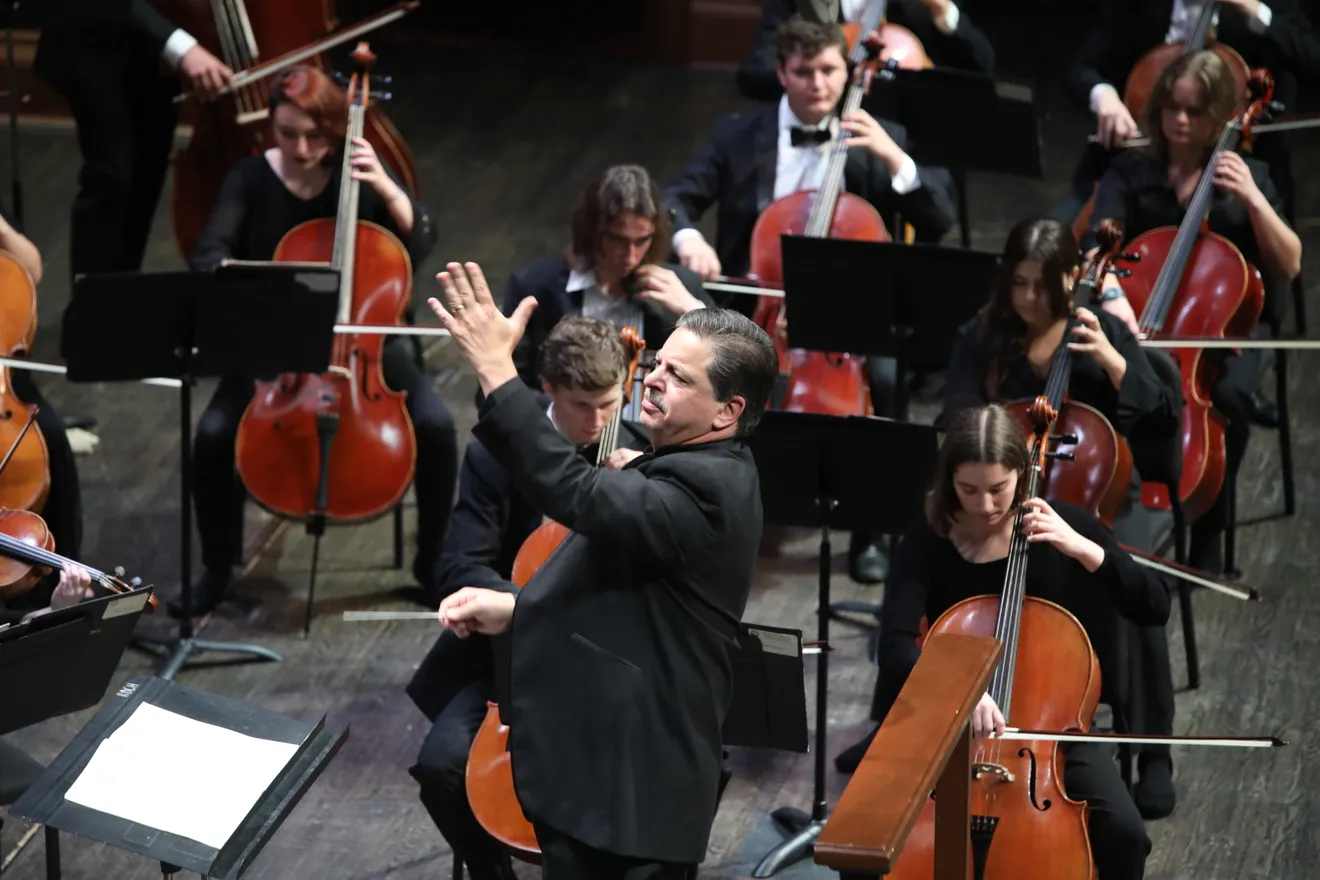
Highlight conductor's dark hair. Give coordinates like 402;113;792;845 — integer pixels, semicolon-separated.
567;164;671;272
676;308;778;436
925;404;1032;537
775;16;848;66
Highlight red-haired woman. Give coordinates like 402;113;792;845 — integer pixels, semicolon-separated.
184;65;455;617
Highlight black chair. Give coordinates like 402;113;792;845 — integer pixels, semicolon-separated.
0;740;60;879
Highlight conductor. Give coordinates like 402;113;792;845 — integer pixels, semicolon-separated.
427;263;778;876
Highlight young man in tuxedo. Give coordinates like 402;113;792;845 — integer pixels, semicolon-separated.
34;0;232;283
502;164;714;392
737;0;996;102
428;264;778;879
407;316;650;879
664;17;954;583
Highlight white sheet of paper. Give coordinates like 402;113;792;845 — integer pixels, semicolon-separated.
63;702;302;849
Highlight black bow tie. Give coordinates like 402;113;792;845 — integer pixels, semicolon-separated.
790;126;832;147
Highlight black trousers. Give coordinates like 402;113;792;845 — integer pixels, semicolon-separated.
837;742;1149;880
410;679;515;880
49;41;179;282
534;822;697;880
192;337;458;581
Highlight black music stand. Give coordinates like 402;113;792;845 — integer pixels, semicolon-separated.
61;265;339;679
780;235;995;417
0;586;155;735
9;674;347;879
865;66;1043;178
743;411;938;877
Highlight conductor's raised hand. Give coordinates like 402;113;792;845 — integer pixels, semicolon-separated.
429;262;538;395
437;587;516;638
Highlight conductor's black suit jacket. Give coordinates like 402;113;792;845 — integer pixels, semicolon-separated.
468;378;762;862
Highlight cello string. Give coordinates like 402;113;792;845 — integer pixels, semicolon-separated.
210;0;253;117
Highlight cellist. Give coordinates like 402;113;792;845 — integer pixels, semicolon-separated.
735;0;996;102
184;65;457;615
836;403;1170;880
1087;50;1301;575
500;165;713;395
663;17;955;584
406;316;649;880
834;217;1183;816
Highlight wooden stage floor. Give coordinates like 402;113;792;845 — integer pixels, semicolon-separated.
4;8;1320;878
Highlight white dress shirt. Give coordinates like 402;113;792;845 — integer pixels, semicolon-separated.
162;30;199;69
839;0;961;34
1089;0;1272;113
567;267;646;332
672;95;920;253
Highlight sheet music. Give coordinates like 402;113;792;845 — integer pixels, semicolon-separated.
64;702;301;849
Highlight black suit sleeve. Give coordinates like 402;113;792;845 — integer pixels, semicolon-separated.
504;272;543;389
1255;0;1320;82
664;118;734;236
871;527;933;721
936;320;990;430
675;264;717;307
475;380;718;566
889;0;995;74
1066;0;1121;110
189;163;249;270
860;123;956;244
1056;503;1170;626
1104;312;1179;436
129;0;178;55
436;444;520;597
737;0;796;102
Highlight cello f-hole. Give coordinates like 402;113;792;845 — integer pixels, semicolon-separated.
1018;748;1050;812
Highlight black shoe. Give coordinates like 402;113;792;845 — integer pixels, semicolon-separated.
834;725;879;774
1134;757;1176;820
849;543;888;584
1247;390;1280;427
167;568;237;619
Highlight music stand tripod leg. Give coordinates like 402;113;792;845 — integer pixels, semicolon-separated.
129;371;284;680
303;409;340;638
751;511;835;877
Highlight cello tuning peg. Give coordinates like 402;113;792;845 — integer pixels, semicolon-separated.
331;71;350;85
370;91;393;102
1120;252;1140;262
373;75;393;84
129;577;143;587
1049;433;1078;444
1114;268;1132;278
114;565;125;576
1269;100;1285;114
1045;451;1076;462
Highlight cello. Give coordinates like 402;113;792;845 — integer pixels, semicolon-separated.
1071;1;1250;241
154;0;420;258
889;421;1101;880
748;0;895;417
840;0;931;71
234;43;415;526
1104;70;1274;524
0;251;49;517
1003;221;1133;527
464;326;648;864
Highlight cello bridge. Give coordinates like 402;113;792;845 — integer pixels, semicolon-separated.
972;762;1015;784
326;365;353;381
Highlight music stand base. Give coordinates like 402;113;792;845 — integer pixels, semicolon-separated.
129;634;284;681
752;808;826;877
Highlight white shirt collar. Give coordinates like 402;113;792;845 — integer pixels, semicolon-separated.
777;94;835;141
566;267;596;294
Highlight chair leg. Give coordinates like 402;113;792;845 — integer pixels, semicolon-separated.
393;503;405;569
954;168;971;249
1292;264;1308;336
44;826;60;880
1172;503;1199;690
452;858;464;879
1275;348;1296;516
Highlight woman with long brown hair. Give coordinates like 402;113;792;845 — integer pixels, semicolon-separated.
185;64;457;615
853;404;1169;880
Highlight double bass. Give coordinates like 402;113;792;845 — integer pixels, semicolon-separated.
154;0;420;257
1104;70;1274;523
1003;221;1133;527
465;326;648;864
234;44;416;528
748;0;896;416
